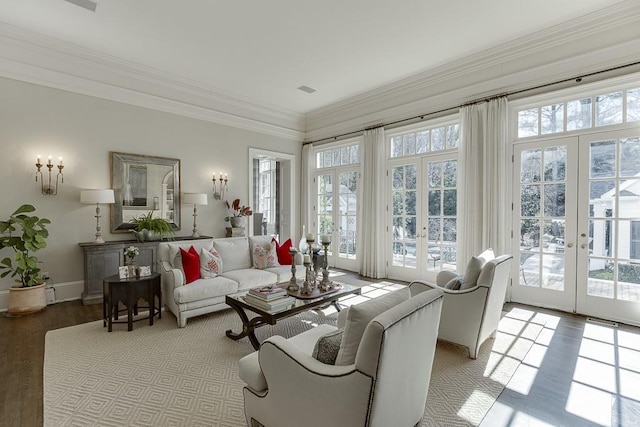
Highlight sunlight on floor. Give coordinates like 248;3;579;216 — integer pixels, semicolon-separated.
566;322;640;425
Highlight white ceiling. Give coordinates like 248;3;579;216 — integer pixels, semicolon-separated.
0;0;629;115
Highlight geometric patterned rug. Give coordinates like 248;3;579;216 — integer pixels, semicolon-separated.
44;290;543;426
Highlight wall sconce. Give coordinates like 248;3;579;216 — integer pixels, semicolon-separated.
212;172;228;200
35;154;64;195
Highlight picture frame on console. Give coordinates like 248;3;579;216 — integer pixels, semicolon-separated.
110;152;181;233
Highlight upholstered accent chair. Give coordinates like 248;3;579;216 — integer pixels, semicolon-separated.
410;254;513;359
239;288;444;427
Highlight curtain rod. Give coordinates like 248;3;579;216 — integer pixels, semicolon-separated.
304;60;640;146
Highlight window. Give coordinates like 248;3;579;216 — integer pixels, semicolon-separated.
632;221;640;260
390;123;459;158
516;86;640;138
316;144;359;169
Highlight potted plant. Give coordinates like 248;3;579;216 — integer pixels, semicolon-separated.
0;204;50;314
130;211;175;242
225;199;252;228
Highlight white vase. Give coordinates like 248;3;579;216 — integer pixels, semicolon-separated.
299;225;308;254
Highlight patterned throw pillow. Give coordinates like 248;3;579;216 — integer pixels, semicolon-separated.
312;329;344;365
272;238;293;265
252;243;278;269
180;246;201;284
444;276;462;290
200;247;223;278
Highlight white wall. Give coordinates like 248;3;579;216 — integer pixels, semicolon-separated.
0;77;301;306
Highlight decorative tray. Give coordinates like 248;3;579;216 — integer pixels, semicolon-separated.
287;283;343;300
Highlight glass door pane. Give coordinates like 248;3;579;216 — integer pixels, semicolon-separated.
337;171;358;260
511;138;578;313
578;132;640;324
391;163;417;269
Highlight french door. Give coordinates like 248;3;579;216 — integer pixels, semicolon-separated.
512;129;640;325
387;154;458;282
314;168;359;270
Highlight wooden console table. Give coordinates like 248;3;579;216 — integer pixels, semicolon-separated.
102;272;161;332
79;236;211;305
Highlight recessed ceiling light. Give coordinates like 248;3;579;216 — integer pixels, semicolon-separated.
297;85;316;94
63;0;97;12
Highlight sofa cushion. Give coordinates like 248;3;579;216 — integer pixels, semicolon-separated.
265;265;292;283
200;247;223;278
213;238;251;271
459;256;483;290
180;246;201;284
238;323;336;392
335;287;411;366
173;276;238;304
272;238;293;265
312;328;344;365
252;242;279;269
220;269;277;290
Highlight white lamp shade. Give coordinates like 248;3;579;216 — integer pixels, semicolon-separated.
183;193;208;205
81;189;115;204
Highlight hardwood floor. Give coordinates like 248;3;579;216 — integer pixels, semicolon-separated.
2;298;638;426
0;301;102;427
482;303;640;427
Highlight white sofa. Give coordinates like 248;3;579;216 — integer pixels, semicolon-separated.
159;235;296;327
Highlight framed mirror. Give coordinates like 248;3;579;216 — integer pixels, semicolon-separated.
110;152;181;232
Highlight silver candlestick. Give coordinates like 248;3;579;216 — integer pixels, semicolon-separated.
301;259;313;295
288;248;299;290
319;239;333;290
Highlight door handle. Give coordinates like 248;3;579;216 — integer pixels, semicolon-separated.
581;244;587;249
567;243;574;248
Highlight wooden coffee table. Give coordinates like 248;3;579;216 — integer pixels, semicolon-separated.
225;283;360;350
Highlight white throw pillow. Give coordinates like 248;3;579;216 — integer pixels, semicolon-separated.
459;256;483;290
334;287;411;366
200;247;223;278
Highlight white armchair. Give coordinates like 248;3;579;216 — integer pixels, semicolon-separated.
410;254;513;359
239;288;444;427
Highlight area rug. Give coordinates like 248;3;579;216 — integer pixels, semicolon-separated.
44;300;543;426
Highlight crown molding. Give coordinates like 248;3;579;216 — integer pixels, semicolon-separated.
0;23;305;141
305;0;640;141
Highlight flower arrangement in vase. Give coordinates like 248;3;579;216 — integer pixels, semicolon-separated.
225;199;252;228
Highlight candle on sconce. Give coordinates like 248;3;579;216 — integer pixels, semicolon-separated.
36;155;41;164
58;157;63;166
47;155;52;166
321;234;331;243
224;173;228;180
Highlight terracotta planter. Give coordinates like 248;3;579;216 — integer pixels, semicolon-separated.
8;283;47;315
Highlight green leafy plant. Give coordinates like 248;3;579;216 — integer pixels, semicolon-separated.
0;204;50;287
130;211;175;240
225;199;252;221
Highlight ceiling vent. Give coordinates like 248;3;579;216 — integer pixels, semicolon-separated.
63;0;98;12
297;85;317;94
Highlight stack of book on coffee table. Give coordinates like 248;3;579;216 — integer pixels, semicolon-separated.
243;285;295;312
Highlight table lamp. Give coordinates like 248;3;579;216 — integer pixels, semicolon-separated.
183;193;208;238
80;189;115;243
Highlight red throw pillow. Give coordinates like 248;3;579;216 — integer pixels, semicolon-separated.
272;238;293;265
180;246;201;284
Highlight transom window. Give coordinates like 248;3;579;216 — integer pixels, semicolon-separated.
390;123;459;158
517;86;640;138
316;144;360;169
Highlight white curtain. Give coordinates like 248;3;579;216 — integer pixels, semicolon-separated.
459;97;510;266
359;127;386;278
300;143;314;243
